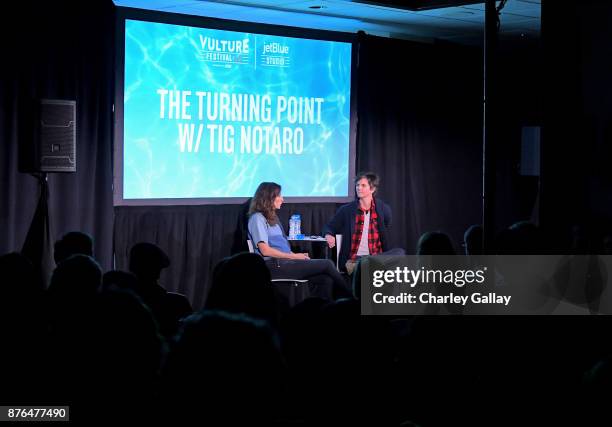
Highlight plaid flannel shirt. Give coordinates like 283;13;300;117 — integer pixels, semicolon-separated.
348;198;383;261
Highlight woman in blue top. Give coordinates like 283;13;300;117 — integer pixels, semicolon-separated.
248;182;350;300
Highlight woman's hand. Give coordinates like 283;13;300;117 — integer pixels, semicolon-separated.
325;234;336;248
292;252;310;260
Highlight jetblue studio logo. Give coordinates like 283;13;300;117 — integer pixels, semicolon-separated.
263;42;289;55
261;42;291;68
197;35;250;67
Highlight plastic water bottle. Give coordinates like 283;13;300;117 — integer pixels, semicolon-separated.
289;215;296;239
295;214;302;237
289;214;301;239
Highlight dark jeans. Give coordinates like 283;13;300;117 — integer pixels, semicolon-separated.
265;258;352;300
345;247;406;274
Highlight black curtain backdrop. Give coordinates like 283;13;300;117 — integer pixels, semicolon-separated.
0;1;115;271
1;2;484;310
355;37;483;251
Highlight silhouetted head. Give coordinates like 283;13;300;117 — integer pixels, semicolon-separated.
417;231;456;255
206;252;277;324
92;288;164;380
54;231;94;265
129;243;170;282
164;310;285;421
249;182;282;225
463;224;483;255
48;254;102;304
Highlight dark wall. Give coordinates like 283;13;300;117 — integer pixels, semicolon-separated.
541;0;612;247
493;39;543;233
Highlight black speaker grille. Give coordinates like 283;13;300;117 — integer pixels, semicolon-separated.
39;100;76;172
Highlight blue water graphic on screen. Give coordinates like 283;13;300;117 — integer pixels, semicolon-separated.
123;19;352;199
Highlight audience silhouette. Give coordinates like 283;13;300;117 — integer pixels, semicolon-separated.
1;224;610;425
416;230;456;255
129;242;193;337
54;231;94;264
206;252;279;325
162;310;286;423
463;224;483;255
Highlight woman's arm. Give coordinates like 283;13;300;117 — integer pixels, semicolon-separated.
257;242;309;260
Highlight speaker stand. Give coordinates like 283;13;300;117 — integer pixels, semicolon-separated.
21;172;55;287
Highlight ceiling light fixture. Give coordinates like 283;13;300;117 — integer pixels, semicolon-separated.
351;0;483;11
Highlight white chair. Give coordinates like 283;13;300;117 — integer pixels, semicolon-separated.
247;239;311;310
247;240;308;286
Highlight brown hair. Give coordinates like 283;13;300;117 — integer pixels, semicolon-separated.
249;182;281;225
355;171;379;194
